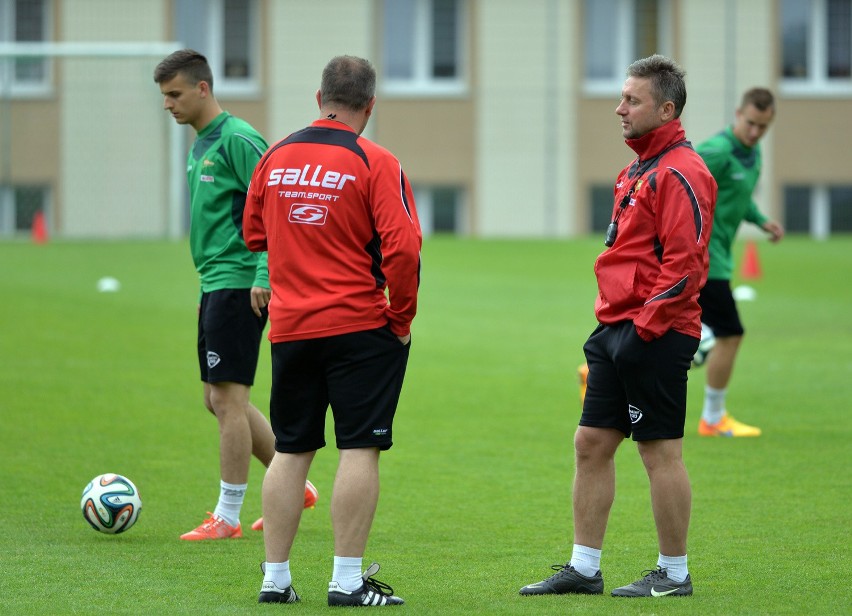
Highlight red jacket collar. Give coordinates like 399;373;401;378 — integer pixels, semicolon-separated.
625;119;686;161
312;118;358;133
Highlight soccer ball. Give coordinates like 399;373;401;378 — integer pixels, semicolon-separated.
692;323;716;368
81;473;142;534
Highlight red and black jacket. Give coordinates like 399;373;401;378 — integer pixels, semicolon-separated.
594;119;717;341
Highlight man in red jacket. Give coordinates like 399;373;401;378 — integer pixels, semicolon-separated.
521;55;716;599
244;56;421;607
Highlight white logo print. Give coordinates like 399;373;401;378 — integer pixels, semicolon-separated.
267;164;355;189
628;404;643;424
206;351;221;368
289;203;328;225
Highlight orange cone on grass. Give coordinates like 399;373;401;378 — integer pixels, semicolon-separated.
31;211;48;244
741;240;761;280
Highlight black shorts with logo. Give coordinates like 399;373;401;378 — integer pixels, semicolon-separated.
197;288;268;386
698;279;745;337
269;325;411;453
580;321;698;441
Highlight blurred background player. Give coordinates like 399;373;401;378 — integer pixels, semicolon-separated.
244;55;421;605
695;88;784;437
154;49;316;540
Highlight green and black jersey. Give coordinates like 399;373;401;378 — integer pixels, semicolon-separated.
696;126;768;281
187;112;269;292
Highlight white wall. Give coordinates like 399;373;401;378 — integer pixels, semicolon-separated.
59;0;171;238
475;0;579;237
265;0;374;144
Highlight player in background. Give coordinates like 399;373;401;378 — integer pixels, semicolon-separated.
244;55;421;606
695;88;784;437
153;49;316;541
520;54;715;599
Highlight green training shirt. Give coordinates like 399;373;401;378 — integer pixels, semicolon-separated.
697;126;769;280
187;112;269;292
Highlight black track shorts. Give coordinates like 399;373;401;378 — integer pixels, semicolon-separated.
197;288;268;386
581;321;698;441
269;325;411;453
698;279;745;337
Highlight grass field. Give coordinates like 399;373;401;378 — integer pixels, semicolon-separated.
0;236;850;615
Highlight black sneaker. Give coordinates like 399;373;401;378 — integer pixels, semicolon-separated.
519;563;604;595
328;562;404;607
258;562;300;604
611;567;693;597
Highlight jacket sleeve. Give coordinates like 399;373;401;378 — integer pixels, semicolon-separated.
231;129;270;259
634;162;715;340
228;131;269;193
243;171;268;253
369;154;423;337
252;251;269;288
744;199;769;227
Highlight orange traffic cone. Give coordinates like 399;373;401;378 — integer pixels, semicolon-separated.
741;240;761;280
31;211;48;244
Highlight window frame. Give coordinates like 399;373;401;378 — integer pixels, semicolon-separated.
780;0;852;97
0;0;53;98
203;0;261;98
582;0;673;97
0;184;51;237
412;185;467;235
783;183;852;237
381;0;468;98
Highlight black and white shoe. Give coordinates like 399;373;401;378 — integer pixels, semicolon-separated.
328;562;404;607
519;563;604;595
611;567;693;597
258;561;300;603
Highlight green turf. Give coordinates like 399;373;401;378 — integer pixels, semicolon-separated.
0;236;850;614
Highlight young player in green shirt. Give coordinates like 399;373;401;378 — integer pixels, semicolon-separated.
695;88;784;437
154;50;317;540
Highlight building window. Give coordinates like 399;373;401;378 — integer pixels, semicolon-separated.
0;0;51;95
414;186;465;235
174;0;259;96
0;185;49;237
781;0;852;94
583;0;672;95
784;185;811;233
784;184;852;237
590;185;616;232
382;0;466;96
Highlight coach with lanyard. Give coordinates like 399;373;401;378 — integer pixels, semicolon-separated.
521;54;716;599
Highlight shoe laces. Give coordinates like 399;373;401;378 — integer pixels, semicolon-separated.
547;563;575;579
199;513;228;531
640;567;669;583
361;562;395;597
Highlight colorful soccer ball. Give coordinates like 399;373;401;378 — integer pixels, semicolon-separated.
81;473;142;534
692;323;716;368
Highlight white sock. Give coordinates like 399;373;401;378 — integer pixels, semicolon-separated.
658;553;688;583
332;556;364;592
264;561;291;589
569;544;601;577
701;385;726;425
213;480;246;527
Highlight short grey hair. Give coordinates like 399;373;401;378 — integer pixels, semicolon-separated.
320;55;376;111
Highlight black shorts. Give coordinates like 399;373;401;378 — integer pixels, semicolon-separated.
581;321;697;441
698;279;745;337
269;325;411;453
197;288;268;385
